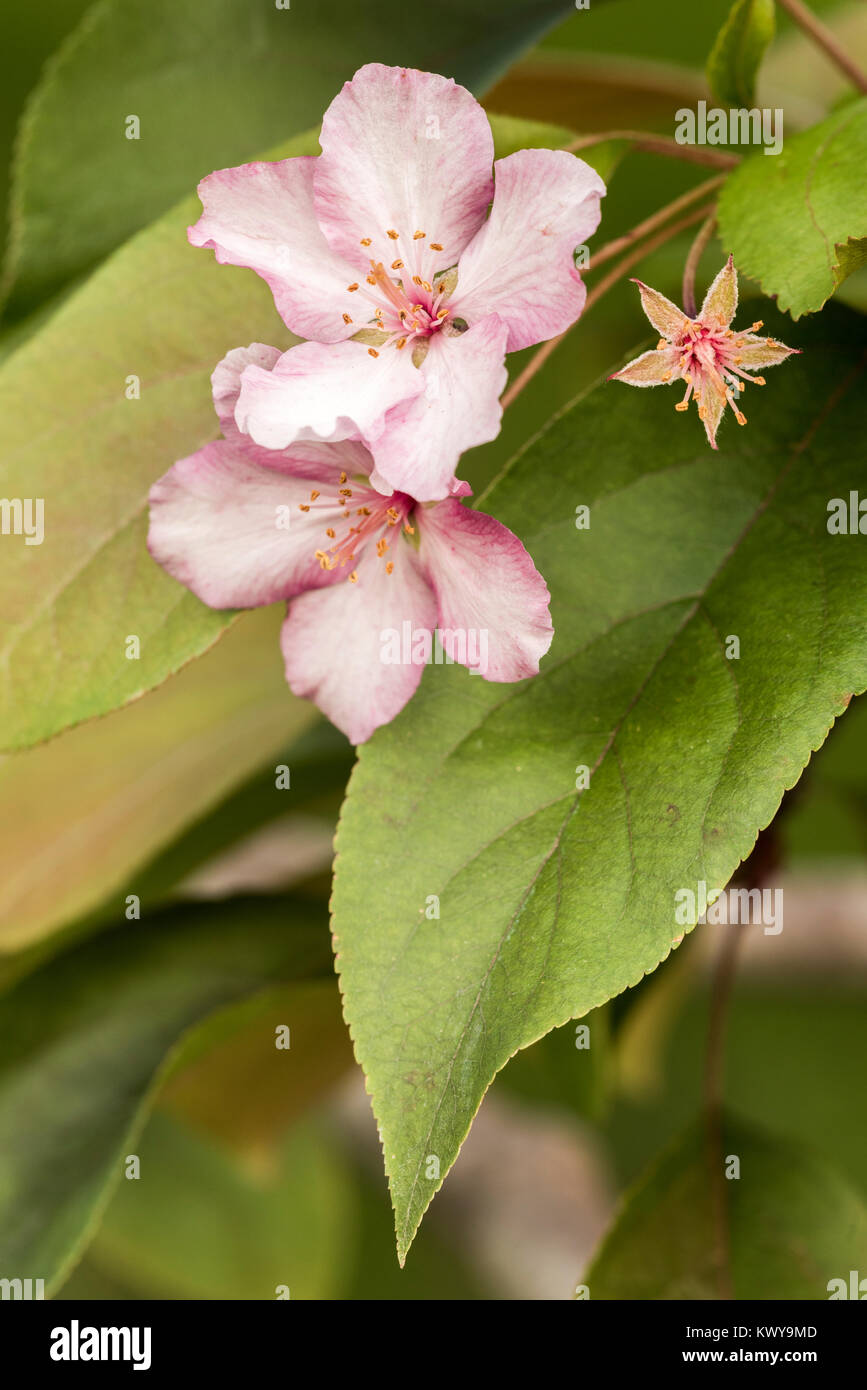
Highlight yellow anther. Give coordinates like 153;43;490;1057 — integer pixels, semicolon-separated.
298;504;310;511
391;259;404;270
412;275;423;286
413;230;425;239
385;562;394;575
387;229;399;240
310;490;320;500
421;280;433;293
326;528;336;539
342;313;353;324
368;348;379;358
675;402;689;412
349;570;359;583
339;487;353;497
347;283;359;292
360;237;372;246
366;275;377;285
429;242;443;251
437;308;449;319
404;523;415;535
339;471;347;484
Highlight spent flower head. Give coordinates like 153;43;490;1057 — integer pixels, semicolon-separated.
609;256;798;449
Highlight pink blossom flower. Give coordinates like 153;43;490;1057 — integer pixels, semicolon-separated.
148;346;553;745
189;63;605;500
609;257;798;449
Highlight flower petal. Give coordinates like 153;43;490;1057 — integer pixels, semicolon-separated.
188;158;359;340
632;280;691;341
147;441;350;609
313;63;494;276
212;343;282;439
452;149;605;351
281;540;437;744
699;255;738;330
610;346;683;387
417;499;553;680
210;342;375;484
696;374;728;451
733;334;800;369
367;315;508;501
235;338;424;450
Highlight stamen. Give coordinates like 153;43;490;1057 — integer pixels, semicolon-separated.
413;230;425;240
349;570;359;583
339;488;353;497
404;523;415;535
326;528;336;539
429;242;443;251
310;491;320;500
339;472;347;484
387;229;399;240
368;348;379;358
366;275;377;285
347;283;359;292
298;504;310;511
391;259;404;270
396;337;407;349
385;562;394;575
360;237;372;247
342;314;353;324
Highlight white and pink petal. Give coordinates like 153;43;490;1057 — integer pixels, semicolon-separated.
417;499;553;681
147;440;343;610
235;338;424;451
367;315;508;501
451;148;605;352
314;63;494;278
189;158;359;341
280;540;437;744
609;346;683;387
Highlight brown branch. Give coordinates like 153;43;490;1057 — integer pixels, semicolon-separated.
777;0;867;94
681;214;718;317
591;177;726;275
565;129;741;170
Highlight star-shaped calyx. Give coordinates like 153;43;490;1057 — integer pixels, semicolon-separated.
609;256;799;449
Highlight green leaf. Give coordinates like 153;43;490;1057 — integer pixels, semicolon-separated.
583;1114;867;1298
0;608;317;958
85;1111;355;1301
331;305;867;1262
2;0;576;317
0;114;581;754
0;893;331;1293
706;0;775;108
717;97;867;318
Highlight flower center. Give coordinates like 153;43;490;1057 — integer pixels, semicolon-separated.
343;227;457;354
302;472;415;582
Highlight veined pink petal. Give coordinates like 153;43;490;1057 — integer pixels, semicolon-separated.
699;254;738;330
281;541;437;744
212;343;282;439
417;499;553;681
235;338;425;450
188;158;359;341
609;346;683;387
313;63;494;277
696;372;728;450
211;342;374;483
452;149;605;352
147;441;345;609
631;280;691;342
368;315;508;501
